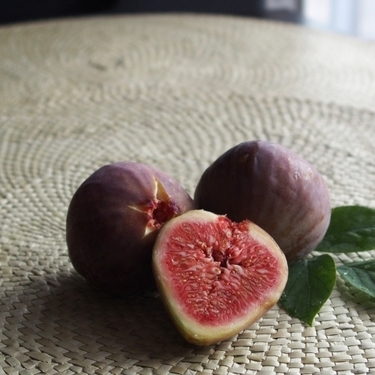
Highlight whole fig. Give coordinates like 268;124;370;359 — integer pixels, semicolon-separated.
153;209;288;346
194;141;331;262
66;162;195;296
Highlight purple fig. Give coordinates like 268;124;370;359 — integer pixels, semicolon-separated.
66;162;195;296
194;141;331;262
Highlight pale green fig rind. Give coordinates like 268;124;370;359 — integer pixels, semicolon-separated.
152;210;288;346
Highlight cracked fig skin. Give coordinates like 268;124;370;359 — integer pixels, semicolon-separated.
66;162;195;296
194;141;331;262
152;210;288;346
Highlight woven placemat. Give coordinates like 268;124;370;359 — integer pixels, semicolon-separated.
1;14;375;375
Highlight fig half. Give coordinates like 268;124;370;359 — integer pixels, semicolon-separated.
152;210;288;346
66;162;195;296
194;141;331;262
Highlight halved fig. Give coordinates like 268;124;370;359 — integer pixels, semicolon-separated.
66;162;195;296
152;210;288;346
194;141;331;262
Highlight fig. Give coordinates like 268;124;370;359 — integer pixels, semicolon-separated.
66;162;195;296
153;209;288;346
194;141;331;262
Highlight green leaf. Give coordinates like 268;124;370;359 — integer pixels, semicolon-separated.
279;254;336;326
316;205;375;253
337;260;375;298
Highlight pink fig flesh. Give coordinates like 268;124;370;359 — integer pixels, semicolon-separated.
66;162;195;296
152;210;288;346
194;141;331;263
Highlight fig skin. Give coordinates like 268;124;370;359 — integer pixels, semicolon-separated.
153;209;288;346
194;141;331;263
66;162;195;296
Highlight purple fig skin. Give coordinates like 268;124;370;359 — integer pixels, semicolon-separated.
194;141;331;263
66;162;195;296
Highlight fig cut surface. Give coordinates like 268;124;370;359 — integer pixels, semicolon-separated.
152;210;288;346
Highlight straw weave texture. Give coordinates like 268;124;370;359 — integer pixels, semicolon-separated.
1;14;375;375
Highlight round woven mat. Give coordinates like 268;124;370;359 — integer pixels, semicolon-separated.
1;14;375;375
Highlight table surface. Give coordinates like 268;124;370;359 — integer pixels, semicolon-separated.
1;14;375;375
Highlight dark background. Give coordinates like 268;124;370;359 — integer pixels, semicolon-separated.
0;0;303;25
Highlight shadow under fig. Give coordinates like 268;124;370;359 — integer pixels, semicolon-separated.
2;270;204;367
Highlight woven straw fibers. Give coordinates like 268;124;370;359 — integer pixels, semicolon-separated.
1;14;375;375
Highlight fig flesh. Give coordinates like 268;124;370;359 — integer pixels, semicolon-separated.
152;210;288;346
66;162;195;296
194;141;331;263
